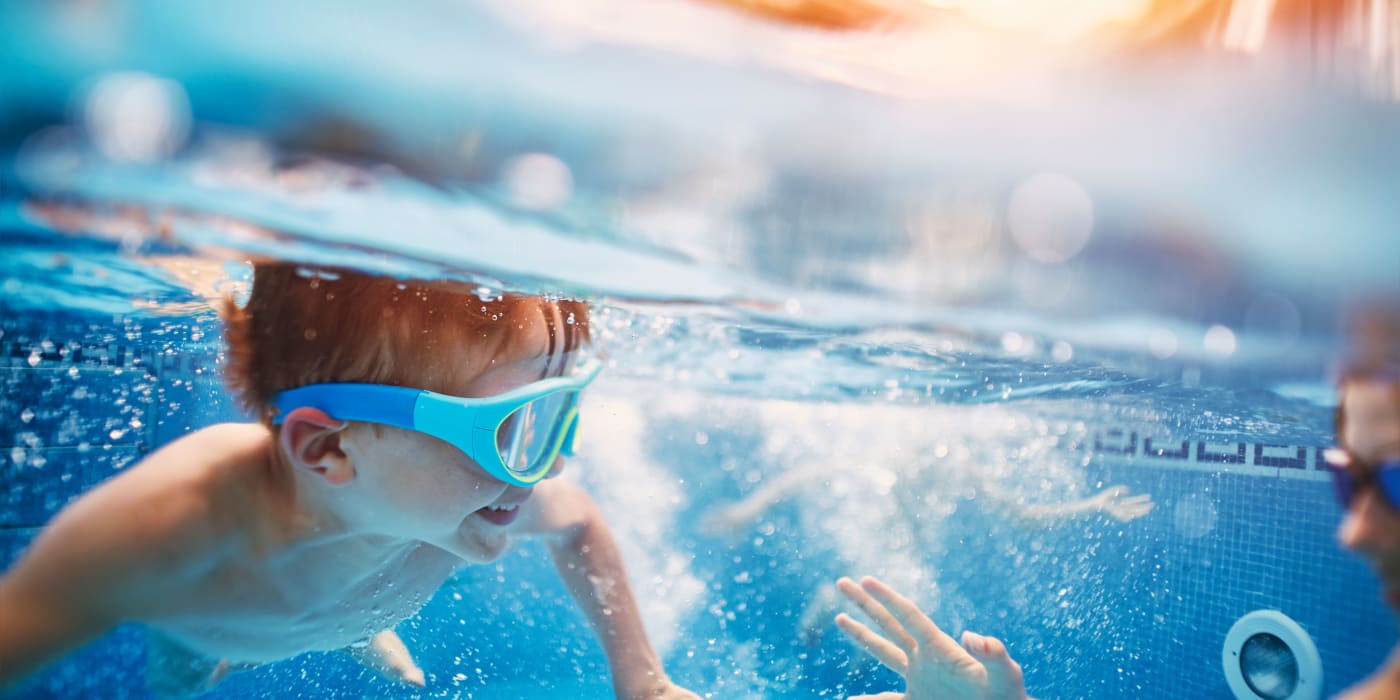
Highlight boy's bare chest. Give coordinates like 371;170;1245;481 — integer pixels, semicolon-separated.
148;539;461;662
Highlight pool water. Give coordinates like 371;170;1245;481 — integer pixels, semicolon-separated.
3;1;1399;699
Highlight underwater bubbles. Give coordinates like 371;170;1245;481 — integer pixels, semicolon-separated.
1007;173;1093;264
81;71;191;163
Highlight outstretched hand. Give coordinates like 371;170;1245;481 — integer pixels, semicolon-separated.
834;576;1029;700
619;677;703;699
1092;485;1154;522
347;629;426;688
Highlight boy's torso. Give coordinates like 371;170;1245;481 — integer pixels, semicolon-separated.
125;424;465;663
145;534;461;663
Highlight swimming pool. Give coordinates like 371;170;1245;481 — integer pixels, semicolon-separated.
3;1;1398;698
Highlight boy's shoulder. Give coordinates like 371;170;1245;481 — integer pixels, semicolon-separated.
154;422;275;468
1;423;280;620
123;422;278;543
61;423;277;576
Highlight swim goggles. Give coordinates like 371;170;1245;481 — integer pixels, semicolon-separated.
1324;448;1400;511
271;359;601;486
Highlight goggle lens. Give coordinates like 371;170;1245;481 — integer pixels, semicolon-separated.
496;390;580;479
1327;454;1400;511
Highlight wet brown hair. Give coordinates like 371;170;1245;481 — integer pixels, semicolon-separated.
221;263;590;422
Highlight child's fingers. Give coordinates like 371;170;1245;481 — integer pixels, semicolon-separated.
835;612;909;674
963;631;1026;699
859;576;964;658
836;577;918;653
1122;498;1155;516
401;665;426;688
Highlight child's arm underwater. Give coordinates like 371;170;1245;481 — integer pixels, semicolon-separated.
0;447;220;691
0;517;122;690
516;479;700;700
977;482;1154;527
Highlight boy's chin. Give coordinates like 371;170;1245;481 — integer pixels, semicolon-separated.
442;520;510;564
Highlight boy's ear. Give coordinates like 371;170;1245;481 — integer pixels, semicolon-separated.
279;407;356;486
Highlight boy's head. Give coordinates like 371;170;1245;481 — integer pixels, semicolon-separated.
222;263;593;560
223;263;590;422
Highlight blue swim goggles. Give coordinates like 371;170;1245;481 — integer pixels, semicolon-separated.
272;359;601;486
1325;448;1400;512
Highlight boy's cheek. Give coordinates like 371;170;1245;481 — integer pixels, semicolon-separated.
546;456;567;479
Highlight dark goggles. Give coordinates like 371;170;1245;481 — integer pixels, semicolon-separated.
1325;448;1400;511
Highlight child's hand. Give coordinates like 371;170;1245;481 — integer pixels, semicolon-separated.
834;576;1029;700
347;629;426;688
647;681;702;699
617;675;702;699
1091;485;1155;522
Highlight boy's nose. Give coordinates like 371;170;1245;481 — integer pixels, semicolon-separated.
1338;488;1400;555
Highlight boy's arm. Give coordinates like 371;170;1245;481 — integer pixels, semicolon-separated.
515;479;697;700
0;458;217;690
0;550;115;690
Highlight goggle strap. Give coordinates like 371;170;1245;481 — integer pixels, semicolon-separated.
271;383;420;429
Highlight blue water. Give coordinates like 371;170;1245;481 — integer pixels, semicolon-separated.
3;1;1400;698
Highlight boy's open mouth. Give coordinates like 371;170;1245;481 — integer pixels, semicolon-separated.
475;502;521;526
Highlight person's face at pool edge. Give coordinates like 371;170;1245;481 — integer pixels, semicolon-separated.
1336;377;1400;612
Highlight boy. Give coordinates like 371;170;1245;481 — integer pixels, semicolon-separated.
0;262;699;699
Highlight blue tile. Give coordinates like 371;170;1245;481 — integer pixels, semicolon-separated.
0;367;155;449
0;445;141;527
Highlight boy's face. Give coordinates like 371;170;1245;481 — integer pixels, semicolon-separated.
337;304;569;562
1336;378;1400;611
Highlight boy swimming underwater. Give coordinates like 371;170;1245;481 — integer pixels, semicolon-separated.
0;262;698;699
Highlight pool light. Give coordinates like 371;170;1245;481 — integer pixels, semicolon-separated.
1222;609;1322;700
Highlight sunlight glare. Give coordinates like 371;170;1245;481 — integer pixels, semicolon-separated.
918;0;1153;41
